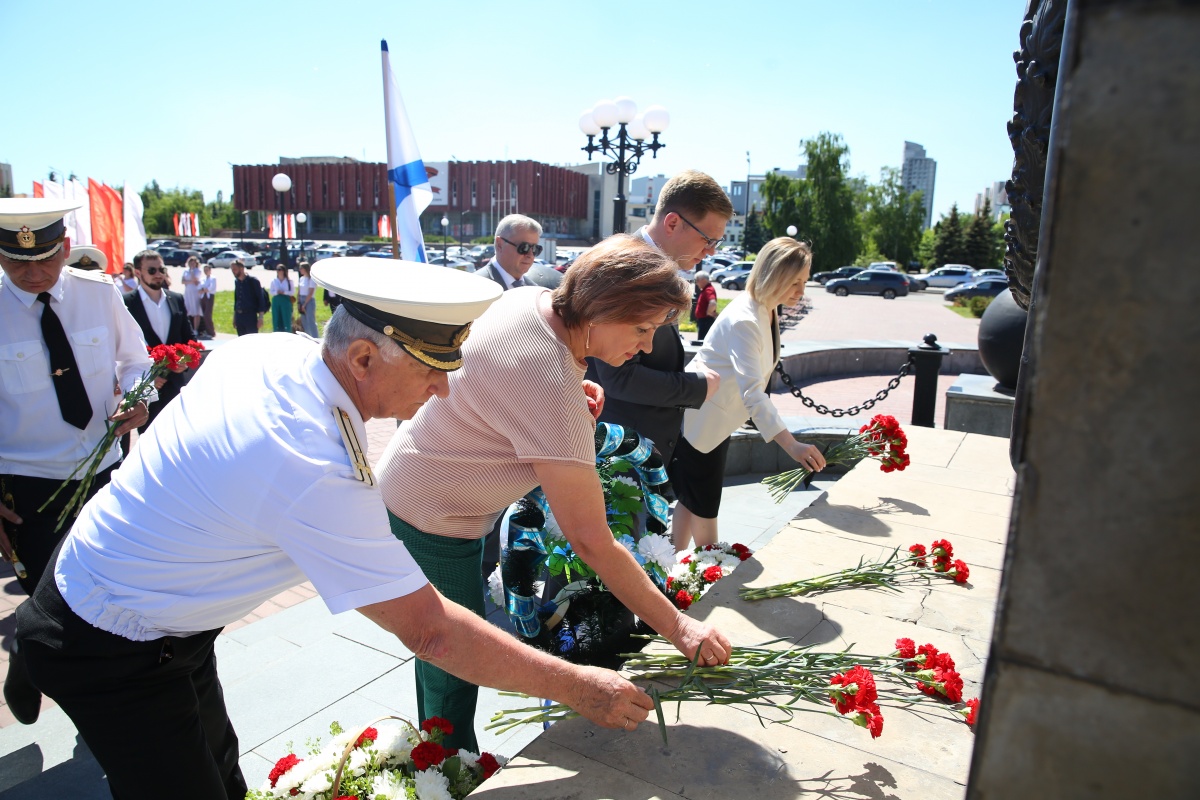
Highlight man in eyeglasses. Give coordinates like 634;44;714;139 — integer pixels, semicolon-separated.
480;213;542;290
123;249;199;439
0;199;152;723
585;170;732;491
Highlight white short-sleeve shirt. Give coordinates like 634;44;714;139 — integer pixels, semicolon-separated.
56;333;428;640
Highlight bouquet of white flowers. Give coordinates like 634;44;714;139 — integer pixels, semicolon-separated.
247;716;507;800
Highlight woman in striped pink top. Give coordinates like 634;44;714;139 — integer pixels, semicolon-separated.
377;235;733;752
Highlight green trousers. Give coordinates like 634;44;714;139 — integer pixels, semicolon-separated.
389;512;485;753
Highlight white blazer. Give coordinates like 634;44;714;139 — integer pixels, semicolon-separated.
682;293;786;453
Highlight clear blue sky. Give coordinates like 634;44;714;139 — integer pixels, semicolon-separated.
2;0;1025;221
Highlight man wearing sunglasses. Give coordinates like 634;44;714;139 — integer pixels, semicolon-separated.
585;170;733;486
123;250;199;439
481;214;543;290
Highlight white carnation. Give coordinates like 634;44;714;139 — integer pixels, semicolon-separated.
457;750;480;770
413;768;454;800
614;474;639;489
374;727;412;763
487;565;505;607
298;768;333;796
697;554;720;570
371;768;411;800
636;534;676;572
715;551;741;569
346;747;372;775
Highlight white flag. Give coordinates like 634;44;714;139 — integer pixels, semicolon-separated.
381;39;431;262
123;183;147;265
66;178;92;245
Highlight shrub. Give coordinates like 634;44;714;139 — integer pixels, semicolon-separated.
969;296;993;317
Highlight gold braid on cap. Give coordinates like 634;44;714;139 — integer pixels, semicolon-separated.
382;323;470;370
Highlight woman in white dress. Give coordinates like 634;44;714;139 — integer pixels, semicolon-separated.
182;256;203;332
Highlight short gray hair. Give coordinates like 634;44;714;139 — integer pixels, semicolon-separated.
694;270;710;281
495;214;542;240
320;305;405;362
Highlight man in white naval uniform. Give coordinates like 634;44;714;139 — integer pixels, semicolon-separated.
15;259;654;800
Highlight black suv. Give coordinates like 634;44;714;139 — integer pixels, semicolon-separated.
814;266;865;285
160;248;202;266
825;270;910;299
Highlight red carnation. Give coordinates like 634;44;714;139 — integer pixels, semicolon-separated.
353;727;378;748
949;559;970;584
675;589;693;610
411;740;448;771
829;666;878;714
917;643;940;667
964;697;980;728
731;543;752;561
148;344;178;370
268;754;302;788
478;752;501;779
186;339;206;350
334;796;358;800
894;637;916;660
702;565;723;583
932;555;952;572
930;539;954;558
704;544;721;551
907;544;928;568
852;703;885;739
665;577;675;591
933;651;957;671
680;555;693;564
421;716;455;735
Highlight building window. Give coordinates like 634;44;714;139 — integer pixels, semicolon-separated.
338;178;345;207
355;178;362;207
451;180;458;207
471;179;477;206
510;180;518;204
491;180;496;201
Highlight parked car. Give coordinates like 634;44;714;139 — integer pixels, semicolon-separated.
974;268;1006;279
148;240;178;250
825;270;910;299
160;248;202;266
944;277;1011;302
702;254;739;271
868;261;899;271
345;244;374;256
920;265;978;288
719;264;755;290
428;256;475;270
710;261;753;284
813;266;865;285
207;250;258;269
364;249;395;259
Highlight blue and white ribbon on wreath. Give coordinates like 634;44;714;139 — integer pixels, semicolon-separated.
500;422;673;639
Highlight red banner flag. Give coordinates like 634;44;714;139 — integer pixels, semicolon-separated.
33;182;44;198
88;179;124;275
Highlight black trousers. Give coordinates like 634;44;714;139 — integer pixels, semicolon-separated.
696;317;715;340
234;313;257;336
17;573;247;800
1;465;117;595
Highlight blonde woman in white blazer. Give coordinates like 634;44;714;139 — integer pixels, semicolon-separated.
671;238;826;550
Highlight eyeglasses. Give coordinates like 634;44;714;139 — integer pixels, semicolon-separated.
499;237;543;256
675;212;723;250
144;266;163;275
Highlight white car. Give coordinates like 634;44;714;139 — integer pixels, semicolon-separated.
427;256;474;271
921;265;978;288
868;261;899;272
207;250;258;268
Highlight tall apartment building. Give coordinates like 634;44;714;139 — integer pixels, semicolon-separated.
728;165;806;216
0;162;13;198
901;142;937;229
975;180;1010;220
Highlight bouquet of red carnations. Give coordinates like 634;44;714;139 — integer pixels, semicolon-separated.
739;538;969;600
762;414;911;502
39;340;204;531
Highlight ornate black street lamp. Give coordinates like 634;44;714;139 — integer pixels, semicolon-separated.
578;97;669;235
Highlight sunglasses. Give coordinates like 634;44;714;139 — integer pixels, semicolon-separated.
143;266;164;275
500;237;543;256
675;212;723;250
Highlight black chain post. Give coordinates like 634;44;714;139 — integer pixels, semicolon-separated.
908;333;951;427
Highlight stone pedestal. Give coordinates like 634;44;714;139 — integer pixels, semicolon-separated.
944;374;1014;438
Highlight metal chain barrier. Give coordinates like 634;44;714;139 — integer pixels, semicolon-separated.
774;355;913;417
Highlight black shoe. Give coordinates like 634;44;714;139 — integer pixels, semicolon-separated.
4;643;42;725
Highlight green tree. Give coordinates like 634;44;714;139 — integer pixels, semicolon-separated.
139;183;207;236
743;208;769;254
794;132;861;272
862;167;925;268
760;170;807;238
932;204;969;267
964;201;999;270
916;227;938;270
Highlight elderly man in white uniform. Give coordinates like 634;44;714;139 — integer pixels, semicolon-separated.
0;199;153;724
16;258;654;800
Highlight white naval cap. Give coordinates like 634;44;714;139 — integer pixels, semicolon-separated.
66;244;108;272
0;198;83;261
312;257;502;371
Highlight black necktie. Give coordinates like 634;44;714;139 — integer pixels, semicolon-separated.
511;279;522;289
38;292;93;430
